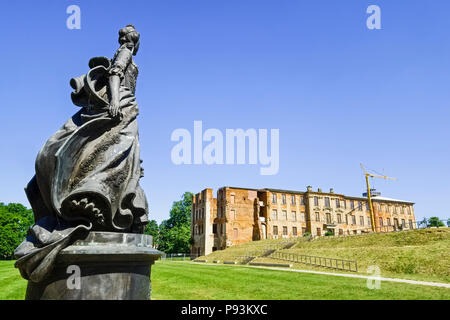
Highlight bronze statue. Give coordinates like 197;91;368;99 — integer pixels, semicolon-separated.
15;25;149;283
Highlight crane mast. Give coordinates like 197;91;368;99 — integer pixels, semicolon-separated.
360;164;396;232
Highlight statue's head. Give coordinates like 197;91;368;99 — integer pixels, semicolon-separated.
119;24;140;55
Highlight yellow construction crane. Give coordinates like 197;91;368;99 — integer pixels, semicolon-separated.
360;163;396;232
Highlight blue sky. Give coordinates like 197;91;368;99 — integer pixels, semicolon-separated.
0;0;449;224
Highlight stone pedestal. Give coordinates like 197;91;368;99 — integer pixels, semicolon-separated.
25;232;162;300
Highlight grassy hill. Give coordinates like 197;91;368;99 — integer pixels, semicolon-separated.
200;228;450;283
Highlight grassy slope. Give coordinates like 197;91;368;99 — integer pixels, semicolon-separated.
1;260;449;300
152;261;450;300
201;228;450;283
196;238;296;263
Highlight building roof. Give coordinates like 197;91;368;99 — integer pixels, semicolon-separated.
217;186;414;204
223;186;260;191
262;188;306;195
369;196;414;204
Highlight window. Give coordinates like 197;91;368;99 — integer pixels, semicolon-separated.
337;214;342;224
302;227;307;234
293;227;298;236
326;213;332;224
272;210;278;221
387;218;391;226
282;210;287;220
350;201;355;210
342;200;347;209
324;197;330;207
379;218;383;227
367;217;371;226
358;202;362;211
314;196;319;206
233;228;238;239
273;225;278;235
336;199;340;208
231;209;236;220
401;219;406;227
360;216;364;226
346;214;349;225
408;206;412;215
352;215;356;225
409;220;413;229
213;224;217;234
283;226;288;236
317;228;322;236
291;195;296;205
282;194;286;205
222;224;226;234
339;229;344;235
230;194;235;204
300;197;305;205
291;211;297;221
272;193;277;204
365;202;370;211
315;212;320;222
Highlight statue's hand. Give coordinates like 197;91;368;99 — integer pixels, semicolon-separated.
108;99;122;119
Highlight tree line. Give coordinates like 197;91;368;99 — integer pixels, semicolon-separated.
0;203;34;259
0;192;193;259
144;192;193;253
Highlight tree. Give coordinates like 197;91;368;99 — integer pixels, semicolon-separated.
447;218;450;227
419;217;428;228
427;217;445;228
0;203;34;259
165;192;193;228
158;224;191;253
157;192;193;253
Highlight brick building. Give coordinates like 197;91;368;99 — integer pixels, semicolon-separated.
191;186;416;256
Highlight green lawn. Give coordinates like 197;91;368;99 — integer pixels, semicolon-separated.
0;261;27;300
151;261;450;300
1;260;449;300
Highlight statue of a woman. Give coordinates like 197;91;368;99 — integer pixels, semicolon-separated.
14;25;149;282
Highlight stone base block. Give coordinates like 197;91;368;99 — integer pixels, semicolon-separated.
25;232;162;300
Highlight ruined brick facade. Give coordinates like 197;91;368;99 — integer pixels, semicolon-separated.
191;186;416;256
